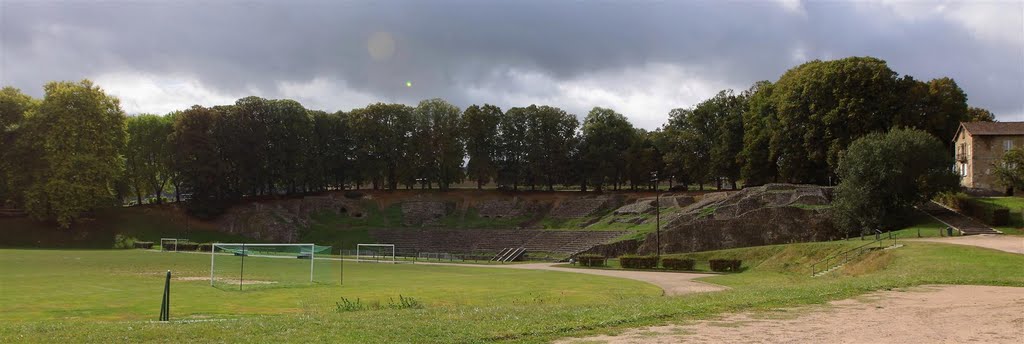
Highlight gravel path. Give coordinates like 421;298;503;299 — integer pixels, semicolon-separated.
912;234;1024;254
557;285;1024;344
416;261;727;296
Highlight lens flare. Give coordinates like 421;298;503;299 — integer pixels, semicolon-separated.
406;81;413;88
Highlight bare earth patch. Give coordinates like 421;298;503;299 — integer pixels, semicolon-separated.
176;276;276;285
415;261;726;296
557;285;1024;344
912;234;1024;254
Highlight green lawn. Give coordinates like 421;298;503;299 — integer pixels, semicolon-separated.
970;197;1024;235
0;249;657;323
3;240;1023;343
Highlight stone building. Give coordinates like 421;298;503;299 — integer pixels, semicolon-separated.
953;121;1024;192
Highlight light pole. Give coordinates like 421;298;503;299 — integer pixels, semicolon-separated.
650;172;661;259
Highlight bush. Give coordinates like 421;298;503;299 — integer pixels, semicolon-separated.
661;258;695;271
575;254;606;267
113;234;137;249
709;259;742;272
970;202;1009;226
619;255;658;269
343;191;364;199
935;191;970;211
133;241;154;249
196;243;212;252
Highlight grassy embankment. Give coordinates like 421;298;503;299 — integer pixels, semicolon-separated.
2;238;1022;343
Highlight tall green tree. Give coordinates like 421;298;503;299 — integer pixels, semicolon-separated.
497;107;529;190
966;106;996;122
415;99;465;191
831;128;958;233
21;80;127;227
580;107;636;191
349;103;415;190
523;105;578;191
0;87;37;206
171;105;236;218
739;81;777;186
462;104;502;189
125;114;173;205
993;147;1024;192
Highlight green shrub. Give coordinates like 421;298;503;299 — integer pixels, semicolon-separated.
575;254;606;267
709;259;742;272
935;192;970;211
335;295;423;313
661;258;695;271
113;234;137;249
619;255;658;269
966;200;1010;226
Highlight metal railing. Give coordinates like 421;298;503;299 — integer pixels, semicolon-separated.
810;230;897;277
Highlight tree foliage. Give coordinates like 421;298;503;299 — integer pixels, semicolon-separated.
22;80;127;227
993;147;1024;191
831;128;958;232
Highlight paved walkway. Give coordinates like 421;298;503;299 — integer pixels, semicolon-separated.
415;261;727;296
912;234;1024;254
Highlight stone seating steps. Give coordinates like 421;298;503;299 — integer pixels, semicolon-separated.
368;229;626;255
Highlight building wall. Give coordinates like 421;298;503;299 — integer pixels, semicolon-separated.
957;132;1024;190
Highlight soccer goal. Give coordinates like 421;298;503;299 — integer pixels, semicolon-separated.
356;244;396;263
209;243;333;288
160;238;188;252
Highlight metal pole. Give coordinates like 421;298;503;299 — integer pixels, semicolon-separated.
310;244;315;283
209;243;215;286
239;243;245;291
340;243;344;286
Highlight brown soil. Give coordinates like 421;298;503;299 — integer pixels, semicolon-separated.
414;261;726;296
176;276;276;285
912;234;1024;254
556;285;1024;344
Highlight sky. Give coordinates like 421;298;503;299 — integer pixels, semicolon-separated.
1;0;1022;129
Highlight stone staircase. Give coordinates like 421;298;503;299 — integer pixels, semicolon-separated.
918;201;1002;235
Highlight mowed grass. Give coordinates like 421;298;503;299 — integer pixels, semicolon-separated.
0;249;659;323
2;241;1023;343
970;196;1024;235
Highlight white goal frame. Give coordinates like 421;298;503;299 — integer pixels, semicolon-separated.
356;244;396;263
160;238;187;252
209;243;317;286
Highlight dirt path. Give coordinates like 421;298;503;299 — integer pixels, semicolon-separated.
912;234;1024;254
416;261;727;296
557;285;1024;344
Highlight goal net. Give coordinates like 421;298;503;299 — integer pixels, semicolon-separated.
160;238;189;252
356;244;396;263
209;243;335;289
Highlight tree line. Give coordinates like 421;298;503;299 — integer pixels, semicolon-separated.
0;56;995;226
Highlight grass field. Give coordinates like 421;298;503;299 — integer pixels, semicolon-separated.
3;239;1023;343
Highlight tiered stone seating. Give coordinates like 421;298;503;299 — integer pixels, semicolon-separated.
476;199;522;218
367;229;626;256
548;199;609;218
400;201;448;226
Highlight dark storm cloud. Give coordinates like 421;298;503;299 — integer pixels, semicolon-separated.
1;0;1022;123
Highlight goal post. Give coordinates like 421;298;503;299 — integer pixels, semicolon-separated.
160;238;188;252
356;244;396;263
209;243;332;288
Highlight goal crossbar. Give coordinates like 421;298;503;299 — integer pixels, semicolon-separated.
356;244;396;263
209;243;327;286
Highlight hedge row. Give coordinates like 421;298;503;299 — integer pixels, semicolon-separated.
575;254;607;267
935;192;1009;226
709;259;742;272
619;255;658;269
661;258;695;271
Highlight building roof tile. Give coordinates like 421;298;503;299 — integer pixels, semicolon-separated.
960;122;1024;136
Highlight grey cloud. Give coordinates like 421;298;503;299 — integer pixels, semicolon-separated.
1;0;1021;120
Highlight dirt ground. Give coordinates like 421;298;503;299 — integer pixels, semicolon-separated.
413;261;726;295
912;234;1024;254
557;285;1024;344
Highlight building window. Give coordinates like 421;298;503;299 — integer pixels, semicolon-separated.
1004;139;1014;152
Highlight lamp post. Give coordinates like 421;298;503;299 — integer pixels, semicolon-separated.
650;172;661;259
